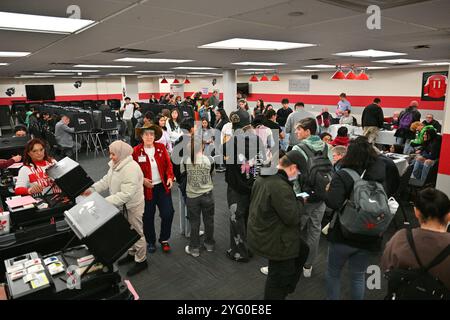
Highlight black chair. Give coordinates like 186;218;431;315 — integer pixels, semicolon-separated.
408;160;439;201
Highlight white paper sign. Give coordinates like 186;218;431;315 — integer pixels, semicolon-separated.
289;79;310;92
201;87;209;95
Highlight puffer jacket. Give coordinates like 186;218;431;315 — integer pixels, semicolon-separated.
92;155;144;210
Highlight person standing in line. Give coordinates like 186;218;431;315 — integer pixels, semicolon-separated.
120;97;137;142
276;98;293;151
285;102;313;150
248;150;309;300
336;93;351;118
361;97;384;144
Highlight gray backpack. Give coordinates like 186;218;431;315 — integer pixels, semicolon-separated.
339;168;392;238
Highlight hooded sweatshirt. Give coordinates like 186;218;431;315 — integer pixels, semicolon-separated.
292;135;333;194
331;135;350;147
411;125;436;146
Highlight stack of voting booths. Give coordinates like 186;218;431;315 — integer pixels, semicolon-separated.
0;157;139;299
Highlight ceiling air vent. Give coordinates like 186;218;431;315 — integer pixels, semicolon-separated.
102;48;162;56
414;44;431;49
317;0;430;12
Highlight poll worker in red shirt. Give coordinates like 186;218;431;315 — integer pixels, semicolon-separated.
133;123;175;254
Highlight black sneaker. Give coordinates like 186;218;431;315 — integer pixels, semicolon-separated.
117;254;135;266
126;260;148;277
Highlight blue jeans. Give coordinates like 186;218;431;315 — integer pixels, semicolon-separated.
326;242;369;300
143;183;175;245
412;159;434;184
280;127;289;151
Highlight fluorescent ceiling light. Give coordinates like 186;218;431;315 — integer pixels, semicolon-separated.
49;69;99;72
187;72;222;75
292;69;320;72
419;62;450;66
74;64;133;68
303;64;335;68
172;67;217;70
199;38;316;51
15;75;55;78
115;58;193;63
334;49;406;58
34;72;74;76
106;73;139;76
135;71;173;73
366;66;388;70
240;68;275;71
0;11;95;34
0;51;30;57
232;62;286;66
373;59;423;63
0;63;9;66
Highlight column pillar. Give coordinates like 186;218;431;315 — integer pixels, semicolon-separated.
436;65;450;196
222;69;237;115
121;76;139;103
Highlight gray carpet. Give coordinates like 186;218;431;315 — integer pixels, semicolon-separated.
78;153;389;300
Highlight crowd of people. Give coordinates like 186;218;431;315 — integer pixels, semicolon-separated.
3;91;448;300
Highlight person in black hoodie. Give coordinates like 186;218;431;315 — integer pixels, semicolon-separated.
325;136;386;300
361;98;384;144
223;118;265;262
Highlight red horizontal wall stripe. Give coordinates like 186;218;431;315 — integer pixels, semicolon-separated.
0;94;123;105
438;133;450;175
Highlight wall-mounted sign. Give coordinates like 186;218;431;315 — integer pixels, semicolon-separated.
421;71;448;101
289;79;310;92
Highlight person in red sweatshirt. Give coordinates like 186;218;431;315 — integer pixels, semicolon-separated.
331;126;350;147
0;155;21;170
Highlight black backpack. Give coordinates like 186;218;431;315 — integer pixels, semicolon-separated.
298;143;333;202
385;228;450;300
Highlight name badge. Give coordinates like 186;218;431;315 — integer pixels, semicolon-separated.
138;156;146;163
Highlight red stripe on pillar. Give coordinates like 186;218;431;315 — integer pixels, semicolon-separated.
438;133;450;175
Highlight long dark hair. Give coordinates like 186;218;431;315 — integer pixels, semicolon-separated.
23;138;53;167
168;108;180;130
339;136;378;171
216;108;229;123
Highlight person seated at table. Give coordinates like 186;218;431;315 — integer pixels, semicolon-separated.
410;128;441;185
331;126;350;147
339;109;357;126
320;132;332;145
15;138;61;196
0;154;22;170
316;108;332;133
14;125;28;137
391;112;400;129
408;121;436;152
388;144;404;154
55;115;78;159
422;114;441;133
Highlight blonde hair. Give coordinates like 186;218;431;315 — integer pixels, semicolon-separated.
410;121;422;132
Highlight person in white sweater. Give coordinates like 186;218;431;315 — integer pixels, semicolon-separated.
83;140;147;276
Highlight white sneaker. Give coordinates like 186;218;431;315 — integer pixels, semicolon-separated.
303;266;312;278
185;245;200;257
260;266;269;276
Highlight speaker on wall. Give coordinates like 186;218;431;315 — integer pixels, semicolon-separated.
311;75;319;80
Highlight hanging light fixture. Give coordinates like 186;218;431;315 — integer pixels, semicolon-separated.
271;73;280;81
331;66;346;79
184;77;190;84
260;74;269;81
345;67;357;80
160;76;168;84
357;69;369;80
249;74;259;82
172;77;180;84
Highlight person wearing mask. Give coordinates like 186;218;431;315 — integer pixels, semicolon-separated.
276;99;293;151
149;94;158;104
285;102;314;149
422;114;442;133
155;114;172;153
166;108;182;145
236;99;251;127
0;154;21;170
133;124;175;254
15;138;61;195
339;109;357;126
83;140;146;276
331;126;350;147
292;117;333;278
381;188;450;292
207;90;220;108
55;115;77;159
182;138;215;257
247;150;310;300
336;93;351;118
410;128;441;185
325;136;387;300
120;97;138;141
361;98;384;144
394;101;422;147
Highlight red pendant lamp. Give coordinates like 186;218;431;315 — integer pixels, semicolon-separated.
331;68;346;80
345;69;357;80
249;74;259;82
160;77;168;84
172;78;180;84
260;74;269;81
357;69;369;80
271;73;280;81
184;77;190;84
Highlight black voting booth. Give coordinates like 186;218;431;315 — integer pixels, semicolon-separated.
0;136;27;159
